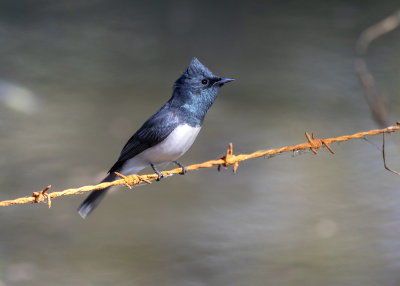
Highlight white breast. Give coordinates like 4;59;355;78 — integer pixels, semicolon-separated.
119;124;201;175
138;124;201;164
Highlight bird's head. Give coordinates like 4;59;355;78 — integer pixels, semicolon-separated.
172;58;233;118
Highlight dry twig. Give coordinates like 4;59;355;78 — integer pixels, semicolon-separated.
355;9;400;127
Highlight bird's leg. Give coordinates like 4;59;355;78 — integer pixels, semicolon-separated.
151;164;164;181
173;161;187;175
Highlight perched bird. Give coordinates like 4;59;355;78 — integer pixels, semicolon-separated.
78;58;233;218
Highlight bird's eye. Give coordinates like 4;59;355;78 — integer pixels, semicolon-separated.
201;79;208;85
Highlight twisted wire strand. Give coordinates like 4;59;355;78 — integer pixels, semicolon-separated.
1;123;399;208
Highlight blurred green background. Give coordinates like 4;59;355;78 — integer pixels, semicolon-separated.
1;1;400;285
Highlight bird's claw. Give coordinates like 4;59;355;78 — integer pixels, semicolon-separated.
151;164;164;181
156;172;164;181
179;166;187;175
173;161;187;175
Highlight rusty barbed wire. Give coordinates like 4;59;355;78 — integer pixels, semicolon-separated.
1;123;400;208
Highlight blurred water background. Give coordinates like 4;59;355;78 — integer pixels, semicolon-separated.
1;1;400;285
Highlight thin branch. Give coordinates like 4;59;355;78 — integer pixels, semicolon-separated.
355;10;400;127
382;133;400;175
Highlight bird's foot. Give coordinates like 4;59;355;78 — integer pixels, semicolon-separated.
151;164;164;181
173;161;187;175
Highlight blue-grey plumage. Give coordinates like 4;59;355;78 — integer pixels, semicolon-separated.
78;58;233;218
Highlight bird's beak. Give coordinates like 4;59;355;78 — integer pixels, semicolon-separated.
215;77;234;86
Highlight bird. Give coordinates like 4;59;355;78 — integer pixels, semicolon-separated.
78;58;233;218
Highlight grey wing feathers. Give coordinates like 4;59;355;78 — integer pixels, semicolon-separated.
108;110;179;173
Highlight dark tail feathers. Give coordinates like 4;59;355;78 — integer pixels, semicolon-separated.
78;173;116;219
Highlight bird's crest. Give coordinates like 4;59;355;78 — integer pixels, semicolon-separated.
185;58;214;78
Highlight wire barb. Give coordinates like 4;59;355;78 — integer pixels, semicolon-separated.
114;172;152;189
218;143;239;172
304;132;335;154
32;185;52;208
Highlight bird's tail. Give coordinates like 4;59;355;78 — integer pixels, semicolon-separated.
78;172;117;219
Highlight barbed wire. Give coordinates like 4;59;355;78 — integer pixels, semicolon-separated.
1;123;399;208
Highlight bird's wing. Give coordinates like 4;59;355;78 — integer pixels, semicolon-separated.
108;110;179;173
